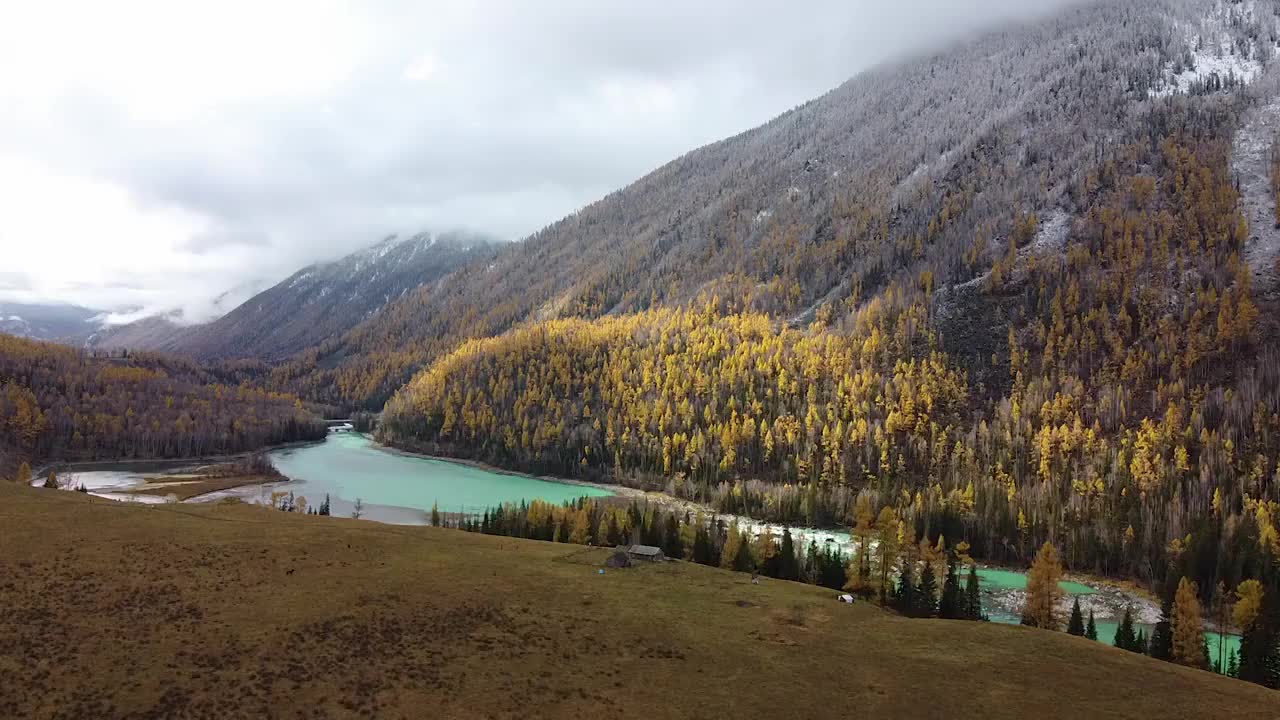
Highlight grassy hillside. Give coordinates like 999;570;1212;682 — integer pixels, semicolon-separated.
1;484;1275;719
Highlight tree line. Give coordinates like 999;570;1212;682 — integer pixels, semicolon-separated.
0;333;326;477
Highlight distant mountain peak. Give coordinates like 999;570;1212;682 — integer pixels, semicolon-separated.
89;229;501;360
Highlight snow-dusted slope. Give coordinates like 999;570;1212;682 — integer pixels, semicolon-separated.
1233;92;1280;303
92;231;499;360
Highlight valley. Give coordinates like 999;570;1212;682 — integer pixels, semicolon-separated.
42;431;1247;667
7;0;1280;713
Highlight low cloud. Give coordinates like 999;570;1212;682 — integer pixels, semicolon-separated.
0;271;31;291
177;229;271;255
0;0;1085;316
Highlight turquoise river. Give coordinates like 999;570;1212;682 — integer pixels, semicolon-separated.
59;433;1242;667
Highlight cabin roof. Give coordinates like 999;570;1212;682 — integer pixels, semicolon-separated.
626;544;663;556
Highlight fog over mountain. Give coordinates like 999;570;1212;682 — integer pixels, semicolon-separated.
0;0;1083;320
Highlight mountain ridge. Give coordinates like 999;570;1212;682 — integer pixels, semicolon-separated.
91;230;499;360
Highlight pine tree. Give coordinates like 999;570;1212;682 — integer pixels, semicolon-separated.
778;528;799;581
1085;609;1098;640
1149;595;1174;661
1238;587;1280;688
42;470;58;489
939;554;962;619
16;461;31;485
915;561;938;618
732;531;755;572
895;558;916;616
1134;628;1148;655
1227;648;1240;678
663;514;684;560
964;565;984;621
692;523;714;565
1021;541;1063;629
1067;596;1085;636
1114;607;1137;651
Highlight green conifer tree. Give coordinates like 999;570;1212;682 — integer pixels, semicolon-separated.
663;514;684;560
1238;589;1280;688
1114;607;1137;652
732;531;755;572
1085;610;1098;640
939;554;962;619
1149;596;1174;661
1067;597;1085;636
778;529;799;581
915;561;938;618
964;565;984;621
895;559;916;616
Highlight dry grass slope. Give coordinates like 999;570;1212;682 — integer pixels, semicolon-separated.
1;484;1276;719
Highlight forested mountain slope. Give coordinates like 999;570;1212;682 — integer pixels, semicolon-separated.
0;333;324;478
275;0;1262;411
93;231;497;361
376;0;1280;615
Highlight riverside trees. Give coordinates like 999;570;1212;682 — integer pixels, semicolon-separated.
0;334;325;470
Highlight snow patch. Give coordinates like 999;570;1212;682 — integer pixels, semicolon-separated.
1151;1;1271;98
1151;47;1262;97
1030;209;1071;255
1231;94;1280;300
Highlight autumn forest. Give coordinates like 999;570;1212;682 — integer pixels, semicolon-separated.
7;0;1280;701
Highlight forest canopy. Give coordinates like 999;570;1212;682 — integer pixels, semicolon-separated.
0;333;325;475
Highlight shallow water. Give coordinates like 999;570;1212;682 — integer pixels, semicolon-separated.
975;567;1095;595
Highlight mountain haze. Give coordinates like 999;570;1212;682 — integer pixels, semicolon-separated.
93;231;498;360
0;302;101;344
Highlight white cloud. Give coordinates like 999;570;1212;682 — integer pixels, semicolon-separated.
403;53;440;82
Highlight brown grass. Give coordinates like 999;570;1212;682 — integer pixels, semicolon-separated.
1;483;1276;719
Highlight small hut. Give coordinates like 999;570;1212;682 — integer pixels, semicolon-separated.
621;544;665;562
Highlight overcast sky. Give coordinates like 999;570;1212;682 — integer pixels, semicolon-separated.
0;0;1083;322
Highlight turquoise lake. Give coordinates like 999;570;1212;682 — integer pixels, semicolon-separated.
255;433;613;523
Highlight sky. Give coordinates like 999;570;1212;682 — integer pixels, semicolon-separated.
0;0;1084;323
